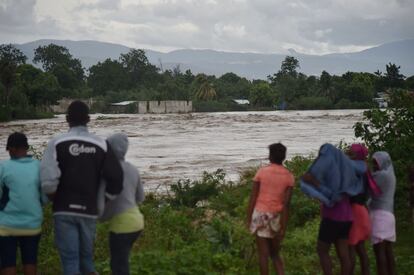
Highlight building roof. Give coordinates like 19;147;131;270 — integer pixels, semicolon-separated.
111;101;137;106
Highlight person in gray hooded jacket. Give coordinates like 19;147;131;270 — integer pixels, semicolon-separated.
99;133;144;275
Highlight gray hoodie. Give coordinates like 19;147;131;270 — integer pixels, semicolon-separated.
98;133;144;221
369;151;396;213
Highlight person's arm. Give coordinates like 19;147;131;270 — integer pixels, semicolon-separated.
301;172;320;187
102;142;123;201
40;139;61;201
247;180;260;229
279;186;293;238
135;172;145;204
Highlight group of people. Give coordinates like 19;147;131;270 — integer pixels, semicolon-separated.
0;101;144;275
248;142;398;275
0;99;407;275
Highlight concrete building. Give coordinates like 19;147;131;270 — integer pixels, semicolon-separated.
110;101;138;113
138;100;192;114
50;98;95;113
51;99;192;114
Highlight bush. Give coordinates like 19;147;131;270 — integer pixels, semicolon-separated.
290;96;333;110
193;100;229;112
169;169;225;207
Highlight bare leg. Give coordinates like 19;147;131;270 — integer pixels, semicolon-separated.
334;239;352;275
269;236;284;275
349;246;356;275
0;267;17;275
385;241;396;275
355;241;370;275
317;240;333;275
373;242;388;275
256;236;270;275
22;265;37;275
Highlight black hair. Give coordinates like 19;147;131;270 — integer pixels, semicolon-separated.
268;143;286;164
67;100;89;126
6;132;29;150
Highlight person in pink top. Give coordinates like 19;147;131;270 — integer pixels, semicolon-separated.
247;143;295;275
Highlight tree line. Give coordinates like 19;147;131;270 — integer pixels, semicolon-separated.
1;43;413;121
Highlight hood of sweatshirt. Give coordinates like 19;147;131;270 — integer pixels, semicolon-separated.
107;133;128;161
373;151;393;171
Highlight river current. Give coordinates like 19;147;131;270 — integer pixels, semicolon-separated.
0;110;364;192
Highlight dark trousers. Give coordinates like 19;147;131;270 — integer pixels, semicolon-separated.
109;231;141;275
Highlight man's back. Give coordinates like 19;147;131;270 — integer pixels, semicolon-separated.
41;126;123;217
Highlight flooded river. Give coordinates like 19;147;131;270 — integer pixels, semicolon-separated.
0;110;364;191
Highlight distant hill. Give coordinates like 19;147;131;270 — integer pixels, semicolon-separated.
14;39;414;79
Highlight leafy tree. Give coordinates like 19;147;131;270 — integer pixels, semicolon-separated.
15;64;60;106
33;44;84;89
0;44;27;106
268;56;304;105
319;71;332;97
280;56;300;77
120;49;160;87
215;72;251;100
249;82;276;107
88;59;128;95
343;73;375;103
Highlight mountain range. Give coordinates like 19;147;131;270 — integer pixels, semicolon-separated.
14;39;414;79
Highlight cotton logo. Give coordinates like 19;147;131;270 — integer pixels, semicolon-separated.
69;143;96;156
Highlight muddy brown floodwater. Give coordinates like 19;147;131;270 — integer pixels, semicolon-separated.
0;110;364;192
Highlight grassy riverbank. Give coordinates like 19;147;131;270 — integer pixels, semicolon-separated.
34;156;413;275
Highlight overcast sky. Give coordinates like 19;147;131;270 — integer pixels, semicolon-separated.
1;0;413;54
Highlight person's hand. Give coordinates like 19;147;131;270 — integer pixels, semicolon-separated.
302;173;320;187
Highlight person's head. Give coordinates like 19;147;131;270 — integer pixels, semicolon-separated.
6;132;29;158
372;151;392;172
66;100;90;127
268;143;287;164
348;143;368;160
106;133;129;161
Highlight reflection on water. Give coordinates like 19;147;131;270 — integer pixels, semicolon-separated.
0;110;363;192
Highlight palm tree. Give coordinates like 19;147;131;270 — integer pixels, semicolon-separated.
196;82;216;101
193;74;216;101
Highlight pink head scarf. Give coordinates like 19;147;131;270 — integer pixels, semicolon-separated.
350;143;369;160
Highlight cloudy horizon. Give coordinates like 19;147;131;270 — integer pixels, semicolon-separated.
1;0;413;54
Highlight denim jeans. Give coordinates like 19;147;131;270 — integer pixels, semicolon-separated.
54;215;97;275
109;231;141;275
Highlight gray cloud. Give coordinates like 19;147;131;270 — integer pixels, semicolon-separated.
0;0;413;54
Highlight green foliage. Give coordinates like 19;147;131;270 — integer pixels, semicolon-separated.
2;43;414;119
249;81;276;107
0;44;27;107
192;100;228;112
354;89;414;211
33;155;414;274
291;96;333;110
170;169;225;207
33;44;84;89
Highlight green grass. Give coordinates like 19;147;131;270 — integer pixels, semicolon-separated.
32;157;414;274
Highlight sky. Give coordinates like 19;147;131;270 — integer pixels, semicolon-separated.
0;0;413;54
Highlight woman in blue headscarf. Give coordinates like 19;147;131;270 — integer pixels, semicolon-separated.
301;143;367;275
